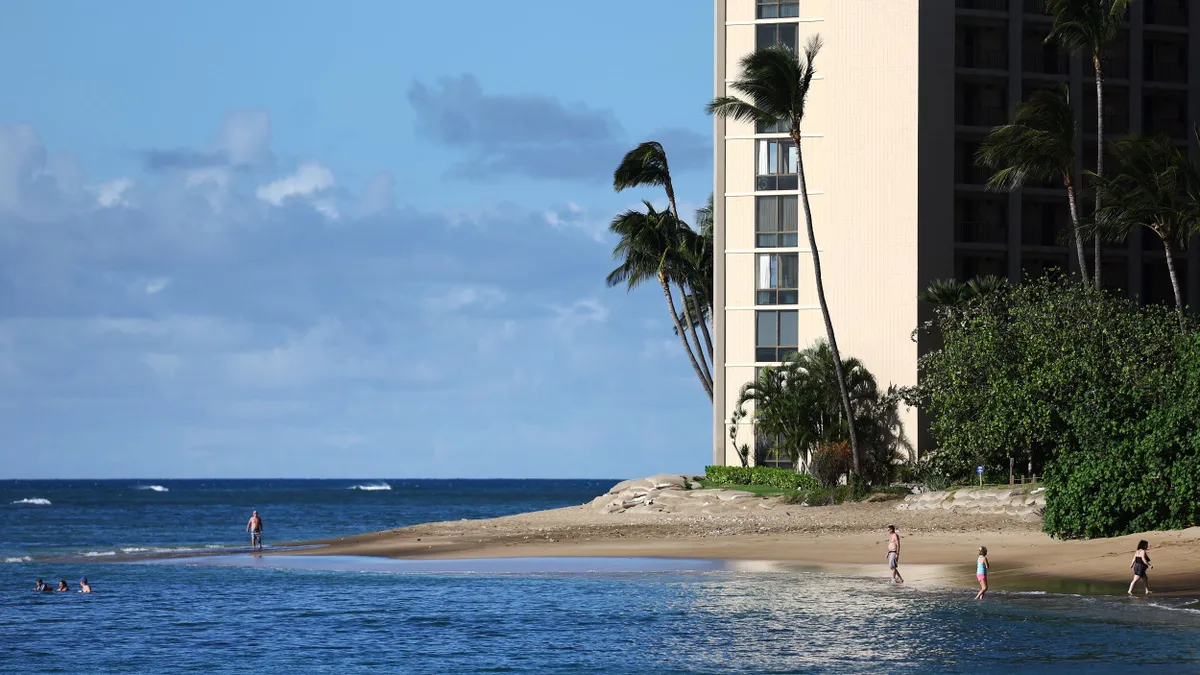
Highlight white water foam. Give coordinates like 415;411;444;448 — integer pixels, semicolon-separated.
82;551;117;557
4;556;33;563
10;498;51;505
136;485;169;492
349;482;392;491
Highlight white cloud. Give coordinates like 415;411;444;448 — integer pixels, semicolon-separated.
425;285;507;312
542;202;608;242
551;298;609;334
354;171;396;218
144;278;170;295
212;110;271;167
94;178;134;208
255;162;336;214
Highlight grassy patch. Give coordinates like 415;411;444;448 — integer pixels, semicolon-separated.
696;480;798;497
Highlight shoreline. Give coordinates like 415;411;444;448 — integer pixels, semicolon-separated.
270;499;1200;596
50;491;1200;597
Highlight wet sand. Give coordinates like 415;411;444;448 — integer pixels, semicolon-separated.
267;498;1200;595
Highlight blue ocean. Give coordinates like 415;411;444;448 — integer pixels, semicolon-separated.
3;479;1200;674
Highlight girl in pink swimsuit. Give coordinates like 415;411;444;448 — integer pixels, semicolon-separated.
974;547;989;600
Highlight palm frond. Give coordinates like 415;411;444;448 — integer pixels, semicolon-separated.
613;141;670;193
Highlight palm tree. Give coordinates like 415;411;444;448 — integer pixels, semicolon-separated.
919;276;1010;310
614;142;714;367
1089;135;1198;324
706;37;865;476
976;84;1088;285
607;202;714;398
1045;0;1132;288
737;341;886;471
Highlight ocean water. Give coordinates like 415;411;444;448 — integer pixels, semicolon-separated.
3;480;1200;674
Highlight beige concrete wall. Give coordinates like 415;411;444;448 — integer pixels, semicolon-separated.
715;0;927;465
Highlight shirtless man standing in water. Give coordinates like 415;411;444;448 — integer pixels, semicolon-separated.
887;525;904;584
246;510;263;550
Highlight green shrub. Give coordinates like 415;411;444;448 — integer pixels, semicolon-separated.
789;485;851;506
704;465;818;491
910;276;1200;538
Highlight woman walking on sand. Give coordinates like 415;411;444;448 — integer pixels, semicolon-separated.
1128;540;1152;595
974;547;989;600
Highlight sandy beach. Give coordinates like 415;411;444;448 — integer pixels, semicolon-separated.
285;493;1200;596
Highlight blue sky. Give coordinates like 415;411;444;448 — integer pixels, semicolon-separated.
0;0;714;479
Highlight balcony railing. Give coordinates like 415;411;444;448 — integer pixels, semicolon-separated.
956;221;1009;244
956;103;1007;127
957;0;1008;11
1145;118;1188;138
957;46;1009;70
955;164;993;186
1146;61;1188;83
1084;110;1131;135
1023;0;1051;16
1091;55;1131;79
1145;2;1188;26
1023;50;1071;75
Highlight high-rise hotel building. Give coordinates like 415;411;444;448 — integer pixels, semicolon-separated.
712;0;1199;465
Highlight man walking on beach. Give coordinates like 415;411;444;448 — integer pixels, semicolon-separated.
887;525;903;584
247;510;263;551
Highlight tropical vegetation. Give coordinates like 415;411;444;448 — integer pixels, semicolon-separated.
908;276;1200;538
706;37;864;475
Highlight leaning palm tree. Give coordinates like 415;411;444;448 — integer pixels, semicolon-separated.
1045;0;1132;288
607;202;713;398
707;37;864;475
976;84;1088;285
614;142;714;367
1089;135;1198;325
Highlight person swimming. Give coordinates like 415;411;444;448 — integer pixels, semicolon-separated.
57;580;69;592
33;579;50;592
78;577;92;594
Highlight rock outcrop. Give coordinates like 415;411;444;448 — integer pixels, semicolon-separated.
590;474;777;516
895;487;1046;522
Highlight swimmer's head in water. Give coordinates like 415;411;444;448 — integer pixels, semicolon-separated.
79;577;87;584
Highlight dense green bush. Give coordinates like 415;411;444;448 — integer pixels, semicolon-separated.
909;276;1200;538
704;465;818;491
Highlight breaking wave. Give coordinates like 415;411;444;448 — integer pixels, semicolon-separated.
4;556;33;563
10;498;51;506
348;482;392;491
136;485;169;492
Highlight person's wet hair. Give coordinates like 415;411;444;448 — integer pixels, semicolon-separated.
1137;540;1149;551
887;525;895;532
979;546;988;555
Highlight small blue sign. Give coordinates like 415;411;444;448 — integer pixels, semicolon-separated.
976;466;984;475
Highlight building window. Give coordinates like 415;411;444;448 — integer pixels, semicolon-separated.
955;251;1008;282
756;22;798;53
757;0;799;19
955;195;1008;244
757;253;800;305
756;196;799;247
756;310;798;362
757;140;799;191
756;118;790;133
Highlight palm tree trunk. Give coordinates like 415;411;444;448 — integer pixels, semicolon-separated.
1162;237;1185;329
794;138;861;475
662;272;713;399
679;282;714;386
1093;55;1105;289
690;290;715;360
1064;175;1089;286
665;181;715;387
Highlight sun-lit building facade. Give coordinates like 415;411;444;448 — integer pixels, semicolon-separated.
712;0;1200;466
